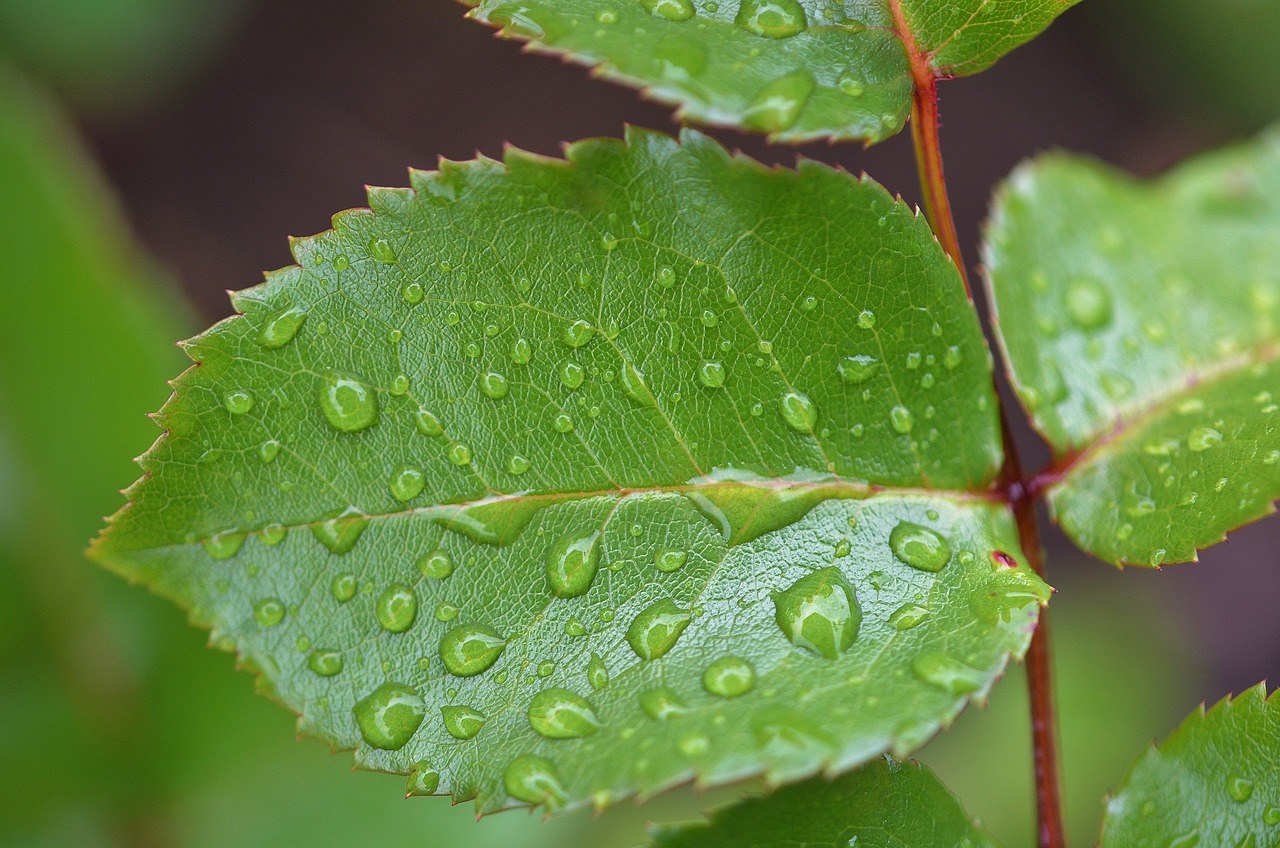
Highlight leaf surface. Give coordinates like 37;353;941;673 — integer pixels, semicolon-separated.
984;131;1280;565
651;756;1000;847
92;128;1047;813
460;0;1079;143
1101;684;1280;848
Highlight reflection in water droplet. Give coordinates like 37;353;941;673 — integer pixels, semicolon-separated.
743;71;814;132
449;443;472;465
779;391;817;433
1189;426;1223;452
889;521;952;572
698;360;726;388
375;583;418;633
480;371;510;399
406;762;440;797
223;389;254;415
560;360;585;390
545;530;602;598
504;755;566;809
889;603;930;631
253;598;285;627
528;687;602;738
260;306;308;348
563;319;593;348
587;653;609;691
258;440;281;464
415;408;445;437
640;0;695;20
204;530;246;560
320;372;378;432
354;683;424;750
735;0;807;38
837;355;878;383
308;650;344;676
418;549;454;579
890;405;914;434
389;464;426;502
331;573;357;602
654;548;689;573
620;361;655;406
441;705;486;739
261;523;286;545
626;599;692;660
1227;775;1255;803
702;656;755;698
439;624;506;676
911;652;985;695
312;507;368;554
773;567;860;659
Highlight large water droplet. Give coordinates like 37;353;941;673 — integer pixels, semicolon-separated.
639;686;688;720
735;0;807;38
320;372;378;432
406;762;440;797
253;597;285;627
441;705;486;739
702;655;755;698
1064;277;1112;331
911;652;984;695
528;687;602;738
1227;775;1255;803
389;464;426;502
698;360;726;388
418;549;454;579
312;507;368;554
308;649;344;676
640;0;695;19
626;599;692;660
439;624;506;676
837;355;878;384
779;391;817;433
354;683;424;750
890;405;914;434
889;521;952;572
889;603;930;631
654;548;688;573
620;361;655;406
260;305;307;349
773;567;860;659
546;529;602;598
480;371;510;399
504;755;566;809
743;71;814;132
204;529;246;560
375;583;418;633
223;389;254;415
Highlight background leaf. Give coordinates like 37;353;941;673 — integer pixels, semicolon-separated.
650;756;999;847
984;130;1280;565
460;0;1080;143
1101;684;1280;848
92;127;1048;814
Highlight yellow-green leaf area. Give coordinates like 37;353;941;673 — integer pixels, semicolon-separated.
91;128;1043;813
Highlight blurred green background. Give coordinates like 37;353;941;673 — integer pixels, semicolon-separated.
1;1;1277;845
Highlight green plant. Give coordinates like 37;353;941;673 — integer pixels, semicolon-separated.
88;1;1280;845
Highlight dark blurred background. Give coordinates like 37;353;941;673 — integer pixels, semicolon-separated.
0;0;1277;845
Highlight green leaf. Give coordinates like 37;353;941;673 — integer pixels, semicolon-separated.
92;127;1048;814
650;756;999;847
1101;684;1280;848
984;129;1280;566
460;0;1080;143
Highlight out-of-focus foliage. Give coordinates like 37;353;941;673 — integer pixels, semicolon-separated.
0;0;249;115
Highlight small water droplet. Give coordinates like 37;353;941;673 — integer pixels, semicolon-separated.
735;0;807;38
204;529;246;560
441;705;486;739
448;443;472;465
480;371;510;399
257;439;282;464
560;360;585;390
656;266;677;289
911;652;984;695
626;599;692;660
890;521;951;572
639;686;688;720
1227;775;1255;803
508;454;532;475
320;372;378;433
223;389;254;415
260;523;286;545
1189;426;1223;452
511;337;532;365
389;464;426;502
552;412;575;433
889;405;914;434
698;360;726;388
415;408;444;437
620;361;655;406
838;355;878;383
308;649;343;676
406;762;440;797
857;310;876;329
528;687;602;738
504;755;566;809
837;73;864;96
253;597;285;627
402;282;424;304
368;238;397;263
889;603;930;630
546;530;602;598
702;655;755;698
331;573;357;602
743;71;814;132
1064;277;1112;331
354;683;424;750
1263;805;1280;826
779;391;817;433
640;0;695;20
418;549;453;579
654;548;688;573
375;583;418;633
312;507;368;554
587;653;609;690
259;306;307;348
439;624;506;676
563;319;593;348
773;567;860;659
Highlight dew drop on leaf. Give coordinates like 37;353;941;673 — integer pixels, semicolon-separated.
319;372;378;433
307;649;344;676
388;464;426;502
527;687;603;738
406;763;440;797
639;686;688;720
354;683;424;750
837;355;878;383
773;567;860;659
331;573;357;602
203;529;246;560
441;705;487;739
888;603;930;631
889;521;952;572
417;549;454;579
439;624;506;677
1063;277;1112;331
414;408;444;437
1189;426;1224;452
259;305;307;349
698;360;726;388
889;405;914;434
312;507;368;554
640;0;695;20
779;391;818;433
375;583;418;633
504;755;566;809
545;529;602;598
587;653;609;691
702;655;756;698
654;548;688;573
735;0;807;38
743;71;814;132
910;652;984;695
480;371;510;399
626;599;692;660
253;597;285;628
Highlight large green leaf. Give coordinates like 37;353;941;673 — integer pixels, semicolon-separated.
651;757;999;847
460;0;1080;143
1101;684;1280;848
984;130;1280;566
92;127;1048;814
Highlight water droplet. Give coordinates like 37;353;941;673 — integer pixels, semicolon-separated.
1263;805;1280;826
331;573;357;602
587;653;609;690
626;599;692;660
560;360;585;390
890;522;951;572
406;762;440;797
889;603;930;631
414;408;444;437
320;372;378;433
656;266;677;289
639;686;688;720
837;73;864;96
735;0;807;38
1064;277;1112;330
253;597;285;627
256;439;281;464
260;522;286;545
312;507;368;554
857;310;876;329
204;529;246;560
1189;426;1223;452
441;705;486;739
508;454;532;475
418;549;453;579
702;655;755;698
308;650;343;676
1228;775;1255;803
743;70;815;132
884;404;914;435
402;282;425;305
679;733;710;757
654;548;688;573
563;319;593;348
698;360;726;388
640;0;695;20
620;362;655;406
774;567;860;659
911;652;984;695
779;391;817;433
375;583;418;633
439;624;506;676
260;306;307;348
837;355;878;383
389;464;426;501
552;412;575;433
504;755;566;809
368;237;397;263
449;443;472;465
435;603;459;622
528;687;602;738
222;389;254;415
546;530;602;598
480;371;510;400
354;683;424;750
595;8;618;23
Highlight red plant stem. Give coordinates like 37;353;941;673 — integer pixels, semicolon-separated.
906;70;1068;848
